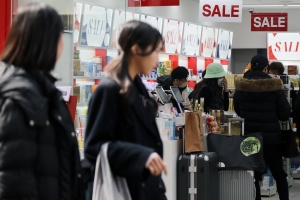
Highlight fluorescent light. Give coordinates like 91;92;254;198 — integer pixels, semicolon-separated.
286;4;300;6
243;5;285;7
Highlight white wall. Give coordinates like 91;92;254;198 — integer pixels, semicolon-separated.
228;8;300;49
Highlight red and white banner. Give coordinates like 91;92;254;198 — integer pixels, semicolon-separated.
199;0;243;23
251;13;288;32
128;0;179;7
268;33;300;60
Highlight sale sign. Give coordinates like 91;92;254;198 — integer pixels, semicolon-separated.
128;0;179;7
199;0;243;22
216;30;233;59
251;13;288;32
161;19;184;54
79;4;113;47
268;33;300;60
140;15;163;33
200;26;218;58
181;23;202;56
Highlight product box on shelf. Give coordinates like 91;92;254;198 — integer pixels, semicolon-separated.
288;65;298;75
73;86;80;102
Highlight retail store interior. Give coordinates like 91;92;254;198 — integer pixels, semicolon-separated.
2;0;300;199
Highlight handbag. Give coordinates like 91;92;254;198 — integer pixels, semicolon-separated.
92;143;132;200
207;118;266;173
281;120;299;158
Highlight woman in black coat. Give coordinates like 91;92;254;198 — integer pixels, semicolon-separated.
0;3;83;200
191;63;229;113
84;21;167;200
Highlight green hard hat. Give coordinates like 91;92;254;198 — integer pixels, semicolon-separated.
204;63;226;79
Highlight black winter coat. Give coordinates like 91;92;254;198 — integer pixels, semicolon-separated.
84;77;167;200
190;80;229;113
0;63;84;200
234;71;291;144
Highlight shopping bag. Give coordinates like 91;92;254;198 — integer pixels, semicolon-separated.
207;119;266;173
184;111;205;153
281;120;299;158
92;143;132;200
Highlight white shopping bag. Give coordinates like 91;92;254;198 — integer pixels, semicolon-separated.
92;143;132;200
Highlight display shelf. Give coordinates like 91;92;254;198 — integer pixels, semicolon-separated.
292;172;300;179
73;76;104;80
260;186;277;197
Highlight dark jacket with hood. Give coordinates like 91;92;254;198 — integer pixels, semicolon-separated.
84;77;166;200
234;71;291;144
0;62;84;200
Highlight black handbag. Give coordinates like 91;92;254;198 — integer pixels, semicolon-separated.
281;120;299;158
207;118;266;173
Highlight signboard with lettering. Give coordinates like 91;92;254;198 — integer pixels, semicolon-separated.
216;29;233;59
268;33;300;61
251;13;288;32
79;4;113;47
200;26;218;58
161;19;184;54
199;0;243;23
140;14;163;33
181;23;202;56
110;10;140;49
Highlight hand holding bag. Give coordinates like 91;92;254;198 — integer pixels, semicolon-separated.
92;143;132;200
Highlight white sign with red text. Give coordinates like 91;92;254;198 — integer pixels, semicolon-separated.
200;26;218;58
161;19;184;54
268;33;300;61
199;0;243;22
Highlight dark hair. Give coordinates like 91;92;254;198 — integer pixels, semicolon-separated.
105;20;162;104
1;3;64;73
171;66;189;81
202;70;206;79
251;64;266;72
269;62;285;75
193;78;222;99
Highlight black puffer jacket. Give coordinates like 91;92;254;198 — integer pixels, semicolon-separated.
0;62;84;200
234;71;291;144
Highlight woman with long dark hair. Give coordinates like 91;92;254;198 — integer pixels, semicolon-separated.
84;21;167;200
192;63;229;113
0;3;83;200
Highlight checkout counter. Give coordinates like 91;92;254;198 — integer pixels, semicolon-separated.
153;86;185;200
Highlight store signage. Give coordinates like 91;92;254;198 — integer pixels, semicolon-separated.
110;10;139;49
79;4;113;47
128;0;179;7
251;13;288;31
201;27;218;58
199;0;243;22
268;33;300;60
182;23;202;56
140;15;163;33
161;19;184;54
216;30;233;59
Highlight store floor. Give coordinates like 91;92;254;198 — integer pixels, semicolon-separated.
262;179;300;200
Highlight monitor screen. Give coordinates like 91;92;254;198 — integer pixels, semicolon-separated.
170;86;185;103
155;86;169;104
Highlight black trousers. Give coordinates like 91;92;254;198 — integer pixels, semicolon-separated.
254;144;289;200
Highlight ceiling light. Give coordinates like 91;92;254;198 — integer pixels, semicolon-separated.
286;4;300;6
243;5;285;7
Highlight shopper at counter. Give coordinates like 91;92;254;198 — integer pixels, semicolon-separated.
157;66;189;112
268;61;297;122
0;3;83;200
191;63;229;113
234;54;291;200
84;21;167;200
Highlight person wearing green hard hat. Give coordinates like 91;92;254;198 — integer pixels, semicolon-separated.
191;63;229;113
